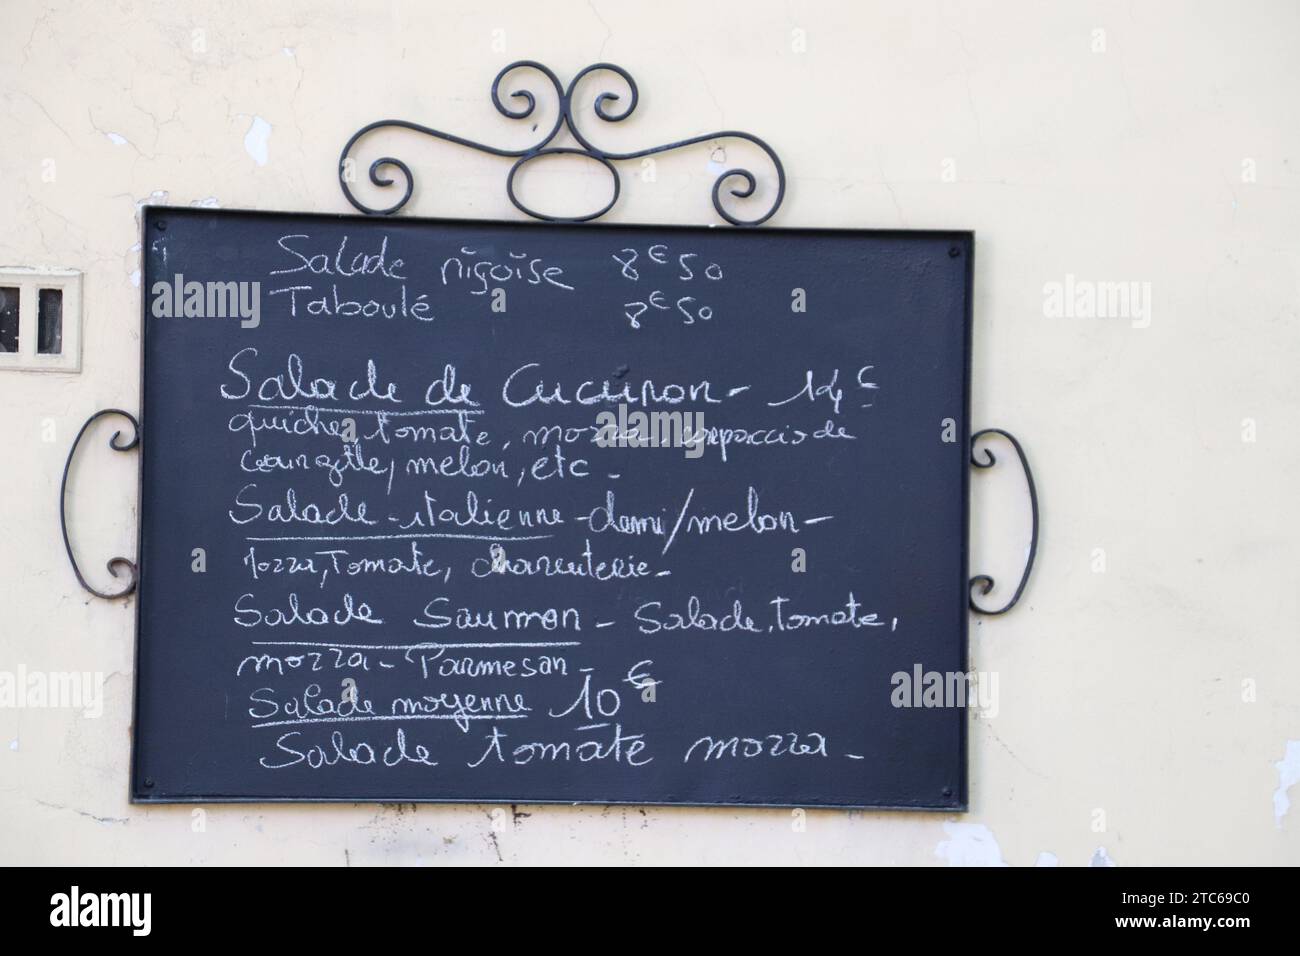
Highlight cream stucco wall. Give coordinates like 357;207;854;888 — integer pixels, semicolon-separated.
2;0;1298;865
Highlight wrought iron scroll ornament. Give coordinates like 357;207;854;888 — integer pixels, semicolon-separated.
61;409;140;600
969;428;1038;615
339;60;786;225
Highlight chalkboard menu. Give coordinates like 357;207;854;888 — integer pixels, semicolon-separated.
132;207;972;809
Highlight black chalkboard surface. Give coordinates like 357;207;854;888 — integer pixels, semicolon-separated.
132;207;972;809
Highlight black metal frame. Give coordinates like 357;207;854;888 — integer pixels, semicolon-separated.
338;60;786;226
42;203;1046;811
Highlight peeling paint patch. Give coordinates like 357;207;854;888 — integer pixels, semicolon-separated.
935;822;1007;867
8;738;17;751
244;116;272;167
127;240;142;288
1035;851;1058;866
135;190;169;214
706;146;727;177
190;196;221;208
1090;847;1117;867
130;195;167;290
1273;740;1300;827
105;132;128;146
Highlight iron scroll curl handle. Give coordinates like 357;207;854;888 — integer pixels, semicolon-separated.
969;428;1038;615
60;409;140;600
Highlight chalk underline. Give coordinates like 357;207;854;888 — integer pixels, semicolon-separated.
251;713;528;729
244;532;554;543
247;403;482;417
249;640;582;651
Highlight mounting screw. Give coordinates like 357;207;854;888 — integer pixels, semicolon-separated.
144;778;155;788
947;245;960;258
614;364;630;379
942;786;953;798
155;220;167;232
